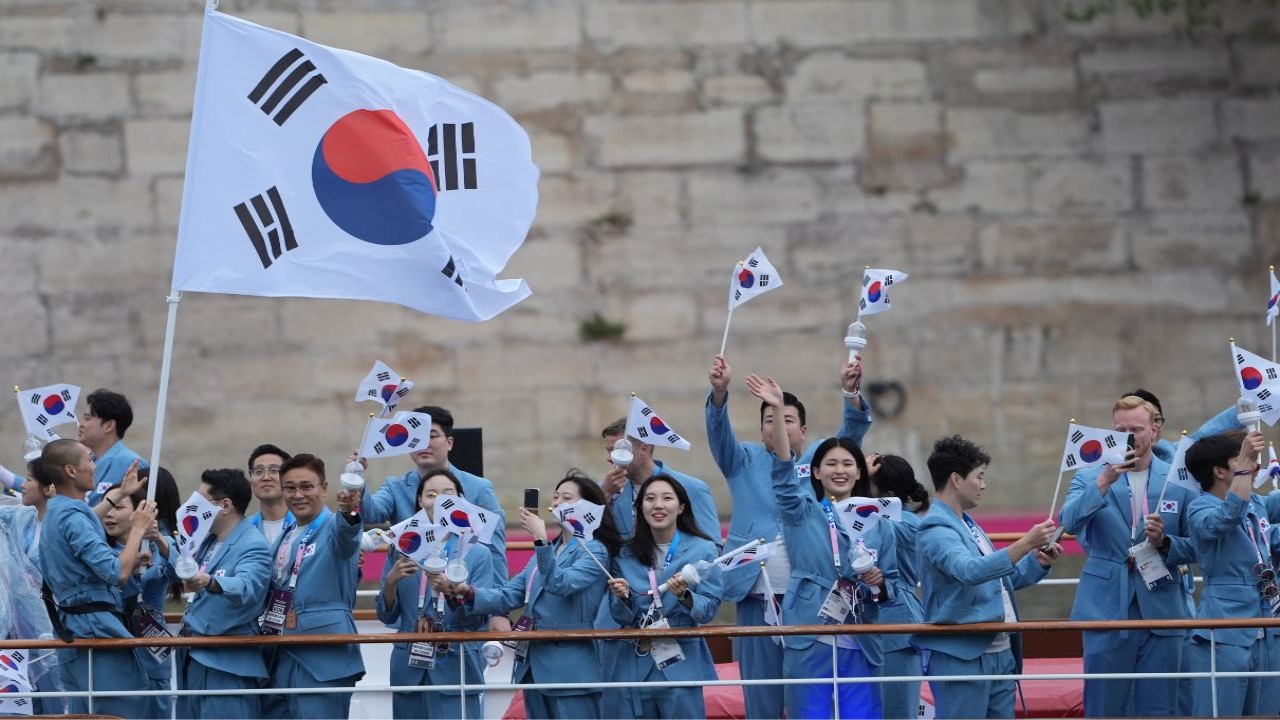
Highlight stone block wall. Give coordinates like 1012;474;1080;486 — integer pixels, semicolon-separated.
1;0;1277;513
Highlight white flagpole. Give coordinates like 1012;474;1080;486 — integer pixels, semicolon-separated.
719;307;734;356
145;293;182;503
1046;418;1073;522
1272;266;1277;362
713;537;764;566
570;533;614;579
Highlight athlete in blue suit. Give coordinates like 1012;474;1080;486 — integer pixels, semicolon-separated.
606;475;723;719
706;354;872;719
38;440;151;719
913;435;1060;719
451;472;623;719
166;469;273;720
1060;396;1198;717
752;373;887;719
376;468;494;720
1183;430;1274;717
265;454;365;719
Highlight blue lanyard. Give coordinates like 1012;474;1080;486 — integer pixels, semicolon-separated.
962;515;990;556
821;499;842;569
663;532;681;570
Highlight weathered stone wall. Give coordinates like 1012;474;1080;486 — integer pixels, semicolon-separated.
1;0;1277;512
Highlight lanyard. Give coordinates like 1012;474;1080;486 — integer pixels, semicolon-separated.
963;515;992;556
662;533;681;571
1245;513;1269;565
198;538;222;574
821;499;842;569
1127;473;1150;540
280;509;329;591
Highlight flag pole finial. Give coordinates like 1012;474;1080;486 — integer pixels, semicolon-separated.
1230;337;1235;343
11;386;18;394
630;392;637;398
368;412;375;419
1069;417;1075;424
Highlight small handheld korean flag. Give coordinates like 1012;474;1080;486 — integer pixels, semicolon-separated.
833;497;903;541
1267;267;1278;326
714;539;775;572
858;268;908;317
382;509;445;565
1262;443;1279;490
1060;423;1129;472
1233;341;1280;426
360;410;433;458
1166;435;1198;493
355;360;414;417
14;383;80;442
434;494;498;545
626;395;691;451
175;490;220;557
554;499;605;542
0;650;32;715
728;247;783;311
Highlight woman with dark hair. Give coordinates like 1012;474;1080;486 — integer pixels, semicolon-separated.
605;475;722;719
450;470;622;719
750;373;897;719
866;453;930;718
99;471;178;720
20;459;55;565
377;468;493;719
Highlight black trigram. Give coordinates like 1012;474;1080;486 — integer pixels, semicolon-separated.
1065;454;1077;468
1262;403;1275;414
851;519;866;532
407;437;421;449
747;257;759;268
666;433;683;445
440;498;456;510
376;371;392;382
884;274;896;286
758;274;772;287
234;187;297;269
247;48;328;126
1177;468;1189;482
583;511;597;524
1269;368;1279;381
1070;430;1084;443
1104;435;1117;448
640;407;652;417
636;426;650;439
406;416;422;430
1238;353;1246;364
441;255;465;288
373;441;386;454
1260;389;1273;402
427;123;478;190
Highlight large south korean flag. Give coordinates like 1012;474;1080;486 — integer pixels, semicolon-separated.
171;8;539;322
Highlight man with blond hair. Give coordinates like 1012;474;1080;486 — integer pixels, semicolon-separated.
1060;395;1200;717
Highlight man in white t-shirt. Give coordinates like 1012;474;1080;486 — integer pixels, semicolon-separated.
245;444;294;545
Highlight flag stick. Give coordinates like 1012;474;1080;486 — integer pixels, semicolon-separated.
1046;470;1066;523
719;307;734;356
569;533;614;580
713;537;765;566
145;294;182;503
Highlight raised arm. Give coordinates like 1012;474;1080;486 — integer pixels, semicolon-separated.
746;373;788;460
706;354;750;479
836;356;873;446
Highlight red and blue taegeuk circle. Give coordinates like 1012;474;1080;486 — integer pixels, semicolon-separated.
1242;367;1264;391
398;532;421;554
384;424;409;447
182;516;201;536
380;384;398;403
855;504;879;518
42;394;64;415
1079;439;1103;464
866;281;883;303
312;109;438;246
738;268;755;289
450;510;472;528
650;416;671;434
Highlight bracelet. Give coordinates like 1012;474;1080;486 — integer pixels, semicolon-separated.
842;389;860;399
1233;469;1254;477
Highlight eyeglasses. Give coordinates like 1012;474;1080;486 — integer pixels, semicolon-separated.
250;466;282;479
280;483;319;496
429;432;446;441
1154;415;1165;426
420;490;457;501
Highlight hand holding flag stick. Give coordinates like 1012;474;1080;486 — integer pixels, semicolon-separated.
552;499;614;580
656;537;768;594
1046;419;1073;525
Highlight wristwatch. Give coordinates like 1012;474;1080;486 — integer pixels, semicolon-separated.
533;538;547;547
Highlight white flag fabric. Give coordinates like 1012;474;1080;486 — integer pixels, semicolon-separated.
14;383;79;442
1060;423;1130;473
433;494;498;545
1263;443;1279;491
0;649;32;715
359;411;433;458
1268;268;1279;326
1165;435;1199;494
354;360;413;417
713;538;775;572
728;246;783;310
171;9;539;322
175;491;221;558
554;499;606;543
626;395;691;451
832;497;903;541
382;509;445;565
858;268;908;317
1232;342;1280;427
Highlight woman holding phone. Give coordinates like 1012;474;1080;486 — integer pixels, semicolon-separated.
377;468;493;719
448;470;624;719
605;474;722;719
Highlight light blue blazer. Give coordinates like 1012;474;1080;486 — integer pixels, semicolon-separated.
1187;491;1274;647
1060;456;1197;633
166;516;273;677
40;495;126;626
86;440;146;507
706;393;871;602
115;540;171;681
376;540;492;695
607;535;723;683
362;465;507;583
466;537;609;696
609;460;722;549
267;507;365;683
912;502;1047;664
771;455;883;664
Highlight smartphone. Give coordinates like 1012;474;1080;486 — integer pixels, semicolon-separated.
1121;433;1138;469
523;488;540;510
1044;525;1067;550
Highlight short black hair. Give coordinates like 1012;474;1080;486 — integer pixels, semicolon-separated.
1123;389;1162;418
760;392;806;427
279;453;326;482
247;443;291;471
927;435;991;492
1185;431;1246;492
201;468;253;515
26;459;52;488
86;389;134;439
41;438;84;486
414;405;453;436
137;466;180;535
